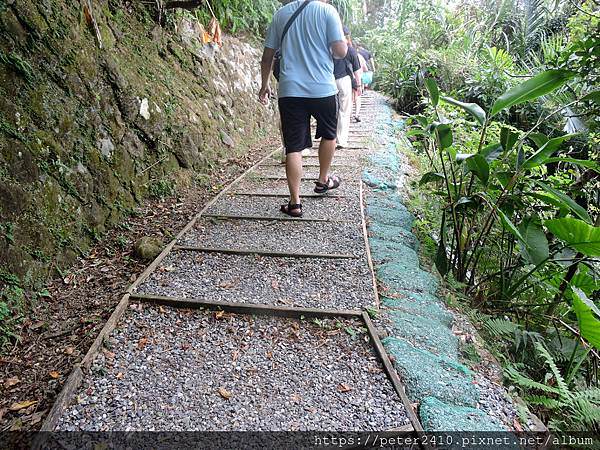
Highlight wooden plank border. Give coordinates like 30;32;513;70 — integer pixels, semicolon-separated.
201;213;336;223
362;312;425;436
359;181;381;309
173;245;357;260
131;293;363;319
227;192;348;199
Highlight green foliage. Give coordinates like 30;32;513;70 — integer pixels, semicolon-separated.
507;342;600;431
0;269;24;354
0;49;35;82
572;288;600;350
545;218;600;257
148;177;176;199
191;0;279;35
382;0;600;429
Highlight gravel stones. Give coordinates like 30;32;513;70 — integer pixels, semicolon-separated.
249;165;361;180
179;217;366;256
206;195;362;224
233;178;358;198
136;251;375;310
57;306;409;431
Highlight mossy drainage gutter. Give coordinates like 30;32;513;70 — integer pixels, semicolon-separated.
363;105;508;432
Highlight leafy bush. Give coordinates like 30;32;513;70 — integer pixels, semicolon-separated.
367;0;600;430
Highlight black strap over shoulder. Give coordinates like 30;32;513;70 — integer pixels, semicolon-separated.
280;0;313;50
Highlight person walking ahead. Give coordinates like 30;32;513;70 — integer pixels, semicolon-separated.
334;27;361;149
259;0;347;218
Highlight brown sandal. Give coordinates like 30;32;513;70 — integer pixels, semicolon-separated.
280;202;303;218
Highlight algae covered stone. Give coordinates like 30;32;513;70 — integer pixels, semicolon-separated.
419;396;508;432
134;237;163;261
383;337;478;407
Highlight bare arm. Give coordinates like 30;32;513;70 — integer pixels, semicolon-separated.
259;47;276;104
331;40;348;59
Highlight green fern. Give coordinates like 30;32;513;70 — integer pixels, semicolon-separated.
484;317;519;337
505;364;562;395
535;342;572;400
506;344;600;431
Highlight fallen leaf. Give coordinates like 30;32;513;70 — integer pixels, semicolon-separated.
29;411;45;425
137;337;148;350
63;274;74;284
214;310;225;320
103;350;116;359
218;387;232;400
290;393;301;403
271;279;279;290
49;371;60;379
116;372;124;380
9;400;38;412
159;306;166;314
513;418;524;432
219;280;236;289
4;376;20;389
64;346;75;355
232;350;240;362
30;321;45;330
9;418;23;431
266;351;273;359
164;265;175;272
181;343;191;351
337;383;352;393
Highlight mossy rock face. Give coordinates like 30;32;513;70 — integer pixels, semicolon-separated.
0;0;278;297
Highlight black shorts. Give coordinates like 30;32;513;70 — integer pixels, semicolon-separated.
278;96;338;154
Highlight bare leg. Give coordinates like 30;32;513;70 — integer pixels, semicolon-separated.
286;152;303;209
318;138;336;184
354;91;362;120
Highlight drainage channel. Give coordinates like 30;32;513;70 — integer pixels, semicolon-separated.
39;93;425;445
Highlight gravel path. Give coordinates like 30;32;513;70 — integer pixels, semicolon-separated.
232;179;358;198
179;217;366;256
135;251;375;310
205;195;362;224
249;166;361;180
57;306;408;431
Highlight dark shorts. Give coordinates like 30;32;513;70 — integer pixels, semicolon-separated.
278;96;338;154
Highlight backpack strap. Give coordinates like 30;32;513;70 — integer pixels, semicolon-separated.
279;0;313;52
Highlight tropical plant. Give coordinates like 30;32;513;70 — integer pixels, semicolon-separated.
506;342;600;431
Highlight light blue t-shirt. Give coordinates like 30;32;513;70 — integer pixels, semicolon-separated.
264;0;344;99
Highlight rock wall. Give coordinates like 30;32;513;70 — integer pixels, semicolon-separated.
0;1;277;291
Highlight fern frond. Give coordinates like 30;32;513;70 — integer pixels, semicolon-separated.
526;394;562;409
485;317;519;337
504;364;562;395
572;388;600;402
570;398;600;429
534;342;572;401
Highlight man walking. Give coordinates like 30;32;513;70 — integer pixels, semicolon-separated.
334;27;361;149
258;0;347;217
